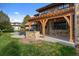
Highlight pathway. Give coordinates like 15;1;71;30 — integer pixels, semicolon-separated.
10;32;24;38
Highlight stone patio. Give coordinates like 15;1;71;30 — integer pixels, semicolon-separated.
10;31;75;47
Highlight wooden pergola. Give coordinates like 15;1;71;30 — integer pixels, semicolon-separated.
28;6;75;43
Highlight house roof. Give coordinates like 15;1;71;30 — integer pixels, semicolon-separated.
36;3;64;12
11;22;21;24
36;3;74;12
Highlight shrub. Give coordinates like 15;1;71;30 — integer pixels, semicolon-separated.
0;30;3;36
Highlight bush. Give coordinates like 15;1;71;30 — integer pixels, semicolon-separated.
0;30;3;36
0;11;14;32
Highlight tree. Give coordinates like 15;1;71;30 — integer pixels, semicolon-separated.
22;15;30;26
0;11;13;32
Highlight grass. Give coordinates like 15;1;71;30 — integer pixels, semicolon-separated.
0;33;76;56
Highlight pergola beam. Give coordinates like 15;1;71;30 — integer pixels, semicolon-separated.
63;16;70;25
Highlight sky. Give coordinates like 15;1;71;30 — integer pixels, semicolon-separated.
0;3;49;23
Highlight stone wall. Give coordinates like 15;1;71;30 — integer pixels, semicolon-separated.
49;30;69;37
26;31;41;40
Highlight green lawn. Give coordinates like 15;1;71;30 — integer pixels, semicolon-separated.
0;33;76;56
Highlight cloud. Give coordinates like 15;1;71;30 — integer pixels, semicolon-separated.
9;15;25;23
14;12;20;15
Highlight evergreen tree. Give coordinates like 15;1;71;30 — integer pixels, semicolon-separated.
0;11;13;32
22;15;30;26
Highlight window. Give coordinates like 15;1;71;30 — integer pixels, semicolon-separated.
58;5;64;9
52;21;67;30
44;10;48;14
64;4;69;8
58;4;69;10
41;10;48;14
41;12;45;14
49;9;54;12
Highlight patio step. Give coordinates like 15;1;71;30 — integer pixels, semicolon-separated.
41;36;75;47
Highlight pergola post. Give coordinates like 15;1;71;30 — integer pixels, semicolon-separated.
42;23;45;36
28;21;32;30
40;19;48;36
69;14;74;42
64;14;74;42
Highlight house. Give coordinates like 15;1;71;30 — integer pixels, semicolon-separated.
25;22;36;30
11;22;21;31
28;3;75;43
